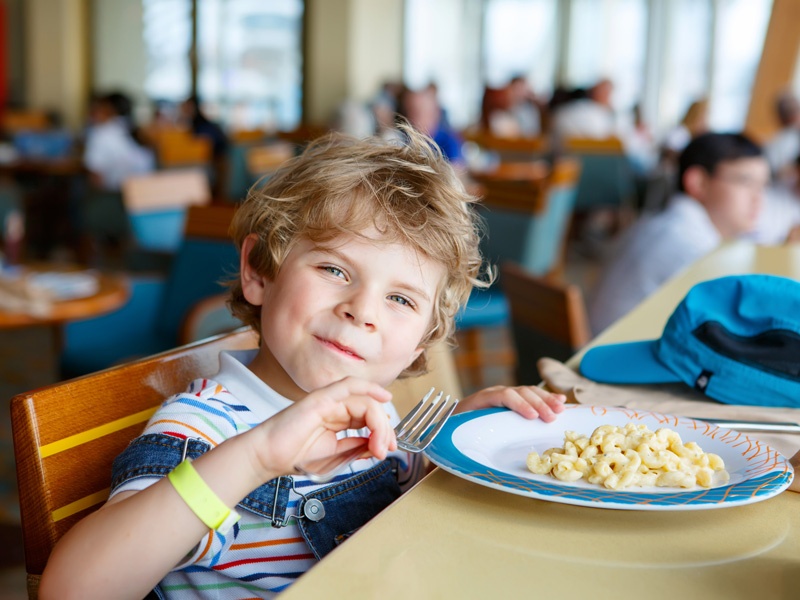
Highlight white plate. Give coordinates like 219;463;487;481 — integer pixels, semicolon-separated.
424;405;794;510
28;271;100;300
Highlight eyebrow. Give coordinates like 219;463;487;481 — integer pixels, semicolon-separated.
311;245;434;304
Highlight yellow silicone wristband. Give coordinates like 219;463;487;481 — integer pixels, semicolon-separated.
167;460;240;532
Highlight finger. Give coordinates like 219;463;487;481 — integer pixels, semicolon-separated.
495;388;540;420
361;401;396;459
518;387;563;422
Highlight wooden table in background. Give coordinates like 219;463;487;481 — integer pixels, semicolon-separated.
0;268;129;393
281;241;800;600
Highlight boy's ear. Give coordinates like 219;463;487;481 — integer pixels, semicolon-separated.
240;233;267;306
682;165;710;201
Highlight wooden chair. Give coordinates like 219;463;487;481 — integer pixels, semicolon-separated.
13;330;460;598
462;129;550;162
154;129;214;168
246;142;294;180
122;168;212;253
0;109;51;134
12;327;259;598
455;158;582;389
499;261;591;385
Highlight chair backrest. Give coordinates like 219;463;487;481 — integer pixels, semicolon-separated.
155;129;214;167
122;168;212;253
1;109;51;134
155;204;241;343
179;292;244;344
12;328;259;596
463;129;549;162
246;142;294;180
499;261;591;384
564;137;636;211
477;158;581;277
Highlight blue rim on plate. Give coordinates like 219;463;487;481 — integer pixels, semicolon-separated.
424;406;794;511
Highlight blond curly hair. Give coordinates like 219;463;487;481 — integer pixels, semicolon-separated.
228;125;489;377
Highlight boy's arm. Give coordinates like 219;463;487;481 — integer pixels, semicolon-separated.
40;378;396;600
456;385;567;422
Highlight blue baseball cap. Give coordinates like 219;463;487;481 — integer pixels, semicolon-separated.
580;275;800;408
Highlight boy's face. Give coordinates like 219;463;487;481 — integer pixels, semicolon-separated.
242;229;445;400
693;157;770;239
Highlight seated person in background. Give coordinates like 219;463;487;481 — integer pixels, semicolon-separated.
180;96;229;160
84;91;155;191
763;91;800;182
180;96;230;198
397;86;464;165
588;132;769;335
660;98;710;168
551;78;616;140
480;75;542;138
752;152;800;245
82;91;156;261
41;126;565;599
371;80;403;140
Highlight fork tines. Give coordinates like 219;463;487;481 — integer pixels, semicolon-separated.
396;387;458;453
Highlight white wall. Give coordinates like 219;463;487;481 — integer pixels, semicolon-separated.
91;0;149;122
305;0;403;124
25;0;88;130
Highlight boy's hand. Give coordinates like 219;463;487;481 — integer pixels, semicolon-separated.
456;385;567;423
250;377;397;482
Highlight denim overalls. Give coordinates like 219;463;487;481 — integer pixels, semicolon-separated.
112;433;402;596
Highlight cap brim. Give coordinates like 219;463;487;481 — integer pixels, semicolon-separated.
579;340;681;384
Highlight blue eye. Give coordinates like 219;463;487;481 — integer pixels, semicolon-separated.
322;265;346;279
389;294;415;308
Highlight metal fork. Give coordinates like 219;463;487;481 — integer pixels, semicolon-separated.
296;387;458;484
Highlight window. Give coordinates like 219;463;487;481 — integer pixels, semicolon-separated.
483;0;559;95
142;0;192;103
565;0;649;114
197;0;304;130
709;0;773;130
403;0;775;137
404;0;483;129
142;0;303;130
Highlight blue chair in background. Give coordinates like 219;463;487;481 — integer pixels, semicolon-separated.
61;204;240;377
456;158;582;389
122;168;212;254
563;137;637;212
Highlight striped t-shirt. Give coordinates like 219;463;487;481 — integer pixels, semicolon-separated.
112;349;420;598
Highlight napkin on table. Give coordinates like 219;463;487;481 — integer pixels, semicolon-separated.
537;357;800;493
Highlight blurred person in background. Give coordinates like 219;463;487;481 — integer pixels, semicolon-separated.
752;152;800;245
397;86;464;165
763;91;800;182
551;78;616;140
82;90;156;263
660;98;710;167
588;132;769;334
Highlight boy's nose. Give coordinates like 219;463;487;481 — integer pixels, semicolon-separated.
337;291;377;329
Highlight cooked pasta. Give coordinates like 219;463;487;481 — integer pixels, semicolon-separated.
526;423;729;490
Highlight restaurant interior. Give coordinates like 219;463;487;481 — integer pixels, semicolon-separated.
1;0;799;597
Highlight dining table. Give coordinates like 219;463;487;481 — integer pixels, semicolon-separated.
280;240;800;600
0;265;129;394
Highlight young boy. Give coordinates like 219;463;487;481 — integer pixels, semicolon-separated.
588;132;769;335
41;127;565;599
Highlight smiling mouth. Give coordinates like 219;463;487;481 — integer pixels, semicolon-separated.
316;336;364;361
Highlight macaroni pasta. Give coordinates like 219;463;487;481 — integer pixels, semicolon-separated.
526;423;729;490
